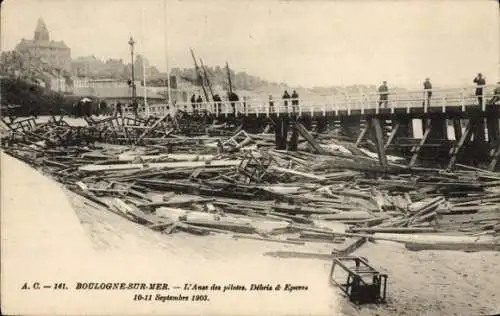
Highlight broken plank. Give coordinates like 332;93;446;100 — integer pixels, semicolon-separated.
78;159;242;172
232;234;305;245
294;122;327;154
348;227;439;234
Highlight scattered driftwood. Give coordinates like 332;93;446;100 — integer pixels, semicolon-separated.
2;115;499;251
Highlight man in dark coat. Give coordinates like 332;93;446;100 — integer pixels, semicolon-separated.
115;102;123;118
268;95;274;113
488;81;500;105
473;73;486;106
213;94;222;115
131;101;139;117
196;95;203;114
190;94;196;113
423;78;432;107
228;92;239;114
282;90;290;108
378;81;389;108
291;90;299;112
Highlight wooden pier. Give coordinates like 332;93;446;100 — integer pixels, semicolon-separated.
127;85;500;171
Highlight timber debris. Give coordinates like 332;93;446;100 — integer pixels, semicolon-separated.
1;115;499;253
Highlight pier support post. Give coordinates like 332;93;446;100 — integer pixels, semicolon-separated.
486;117;499;145
274;116;289;150
472;118;486;144
429;117;447;140
340;115;361;139
452;119;462;140
372;118;388;169
316;116;328;133
288;114;299;151
395;117;413;139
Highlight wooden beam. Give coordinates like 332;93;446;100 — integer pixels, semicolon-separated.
354;119;371;147
409;119;432;167
294;122;326;154
371;118;388;168
448;120;473;169
78;159;242;172
135;113;172;144
384;121;400;150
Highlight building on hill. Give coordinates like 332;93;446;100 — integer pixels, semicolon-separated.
15;18;71;72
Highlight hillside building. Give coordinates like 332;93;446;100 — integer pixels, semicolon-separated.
15;18;71;72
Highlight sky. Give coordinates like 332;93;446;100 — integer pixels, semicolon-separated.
1;0;499;88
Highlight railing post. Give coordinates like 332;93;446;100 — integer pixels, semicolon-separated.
360;93;365;115
298;99;302;117
347;94;351;115
482;86;486;111
277;100;281;117
390;95;395;114
424;92;428;113
461;88;466;111
335;95;339;116
310;101;314;118
442;96;446;113
330;95;334;114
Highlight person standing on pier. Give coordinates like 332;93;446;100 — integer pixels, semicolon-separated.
268;95;275;113
488;81;500;105
473;73;486;106
282;90;290;110
228;91;239;115
378;81;389;108
213;94;222;115
423;78;432;107
196;95;203;115
131;101;139;117
242;96;248;114
291;90;299;113
190;94;196;113
115;102;123;117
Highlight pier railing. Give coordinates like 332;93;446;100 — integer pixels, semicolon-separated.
123;84;500;117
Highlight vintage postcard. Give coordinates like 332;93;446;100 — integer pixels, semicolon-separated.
1;0;499;315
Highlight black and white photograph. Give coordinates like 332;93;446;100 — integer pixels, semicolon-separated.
1;0;499;315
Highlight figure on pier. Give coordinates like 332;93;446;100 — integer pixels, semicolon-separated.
282;90;290;108
228;91;239;115
473;73;486;106
268;95;274;113
423;78;432;107
190;94;196;113
291;90;299;113
213;94;222;115
378;81;389;108
488;81;500;105
196;95;203;114
131;101;139;117
115;102;123;117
